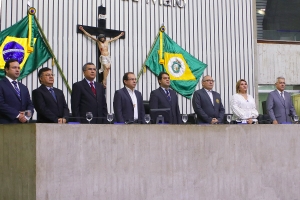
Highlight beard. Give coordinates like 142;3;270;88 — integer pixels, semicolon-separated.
99;38;106;43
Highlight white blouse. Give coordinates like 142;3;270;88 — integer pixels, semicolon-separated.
230;93;259;121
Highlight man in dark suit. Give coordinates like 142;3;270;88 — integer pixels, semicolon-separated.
71;62;108;124
113;72;145;123
149;72;181;124
0;59;34;124
192;75;225;124
266;76;296;124
32;67;69;123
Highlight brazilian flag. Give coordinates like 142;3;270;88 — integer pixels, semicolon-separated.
145;28;207;99
0;10;52;80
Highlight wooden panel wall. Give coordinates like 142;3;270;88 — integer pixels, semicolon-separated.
1;0;255;119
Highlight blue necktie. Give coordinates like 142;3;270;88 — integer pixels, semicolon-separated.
166;89;171;101
49;88;57;102
12;81;21;100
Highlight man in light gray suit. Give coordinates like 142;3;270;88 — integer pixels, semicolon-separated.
192;75;225;124
266;77;296;124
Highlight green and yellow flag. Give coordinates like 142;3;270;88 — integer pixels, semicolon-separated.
0;10;52;80
145;28;207;99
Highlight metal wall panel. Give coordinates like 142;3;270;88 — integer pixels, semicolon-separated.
1;0;255;119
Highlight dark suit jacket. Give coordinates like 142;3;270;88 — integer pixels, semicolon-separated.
0;77;34;124
149;87;181;124
32;85;70;123
113;87;145;123
192;88;225;124
266;90;296;124
71;79;108;124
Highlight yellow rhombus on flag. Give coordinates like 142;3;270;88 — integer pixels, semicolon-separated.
163;52;196;81
0;11;52;80
145;29;207;99
0;36;36;70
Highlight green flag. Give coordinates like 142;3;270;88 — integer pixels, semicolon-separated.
145;29;207;99
0;13;52;80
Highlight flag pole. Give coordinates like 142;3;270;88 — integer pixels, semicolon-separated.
136;27;165;82
29;8;72;93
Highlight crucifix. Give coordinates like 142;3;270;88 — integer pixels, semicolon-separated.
77;5;125;87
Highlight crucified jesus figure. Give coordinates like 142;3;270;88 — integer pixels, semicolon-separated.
79;26;124;88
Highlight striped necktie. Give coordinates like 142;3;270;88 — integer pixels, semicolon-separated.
12;81;21;100
165;89;171;101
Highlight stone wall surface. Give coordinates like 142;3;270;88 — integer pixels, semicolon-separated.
1;124;300;200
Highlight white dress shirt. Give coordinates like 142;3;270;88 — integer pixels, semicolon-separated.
126;87;138;120
204;89;214;105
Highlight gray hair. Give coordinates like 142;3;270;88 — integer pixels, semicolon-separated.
82;62;95;71
202;75;211;82
276;76;285;83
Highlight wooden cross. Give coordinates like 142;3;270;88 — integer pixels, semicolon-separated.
77;5;125;82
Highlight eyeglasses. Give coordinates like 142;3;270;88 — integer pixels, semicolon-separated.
127;78;137;81
203;79;214;83
278;82;285;84
44;74;55;77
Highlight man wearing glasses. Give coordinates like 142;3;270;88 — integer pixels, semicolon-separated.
192;75;225;124
113;72;145;123
32;67;69;123
71;62;108;124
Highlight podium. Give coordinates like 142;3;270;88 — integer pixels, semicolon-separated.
1;124;300;200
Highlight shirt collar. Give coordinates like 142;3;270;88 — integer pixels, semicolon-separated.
277;89;284;94
126;86;135;93
6;76;17;83
46;86;53;90
160;87;170;92
85;78;95;84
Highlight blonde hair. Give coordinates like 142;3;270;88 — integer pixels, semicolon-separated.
236;79;247;93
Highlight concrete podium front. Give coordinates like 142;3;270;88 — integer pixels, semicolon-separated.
1;124;300;200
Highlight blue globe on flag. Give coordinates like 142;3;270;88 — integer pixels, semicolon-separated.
2;41;25;64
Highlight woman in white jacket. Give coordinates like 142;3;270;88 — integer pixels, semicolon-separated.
230;79;259;124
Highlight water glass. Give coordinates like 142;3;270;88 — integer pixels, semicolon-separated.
107;113;114;124
86;112;93;124
144;114;151;124
24;110;32;123
294;115;299;123
227;115;232;124
182;114;188;124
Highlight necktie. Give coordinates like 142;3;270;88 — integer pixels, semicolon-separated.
281;92;285;100
49;88;57;102
165;89;171;101
12;81;21;100
90;82;96;96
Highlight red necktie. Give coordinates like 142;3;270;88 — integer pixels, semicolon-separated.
90;82;96;96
